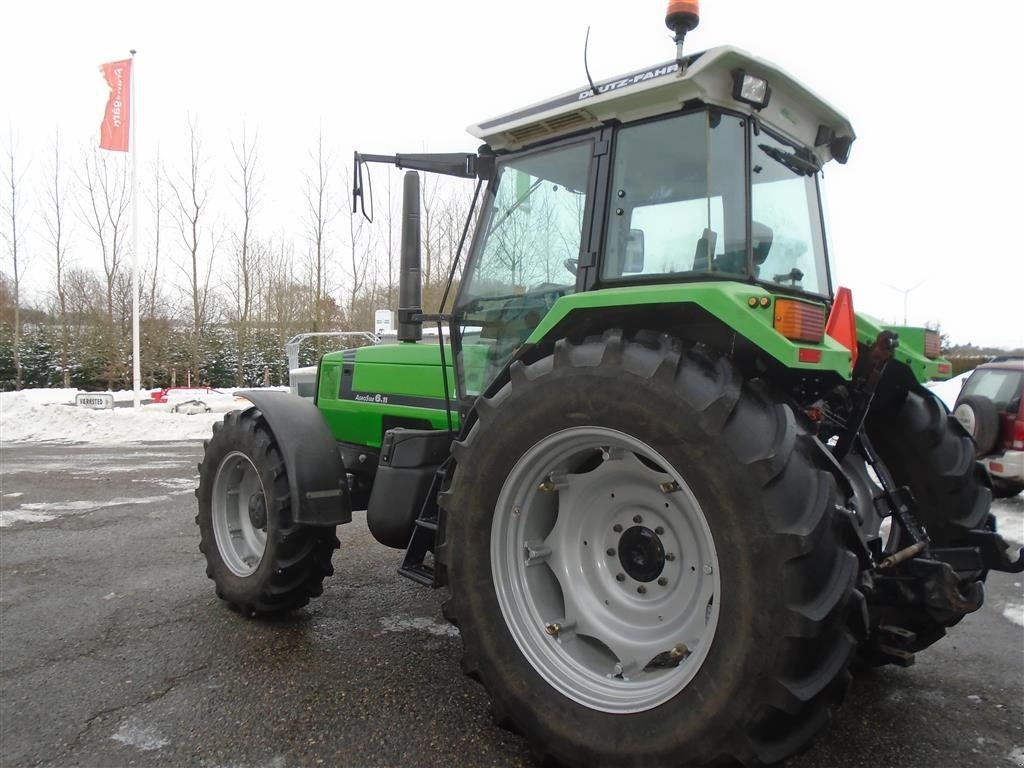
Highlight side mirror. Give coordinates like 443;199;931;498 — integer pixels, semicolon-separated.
624;229;645;273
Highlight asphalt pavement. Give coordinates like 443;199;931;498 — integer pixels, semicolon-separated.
1;441;1022;768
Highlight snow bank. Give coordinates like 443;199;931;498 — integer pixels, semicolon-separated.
924;371;970;410
0;387;284;445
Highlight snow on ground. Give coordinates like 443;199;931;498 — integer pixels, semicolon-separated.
0;387;286;445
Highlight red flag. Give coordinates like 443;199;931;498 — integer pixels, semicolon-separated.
99;59;131;152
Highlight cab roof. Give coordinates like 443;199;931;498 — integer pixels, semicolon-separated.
468;46;855;165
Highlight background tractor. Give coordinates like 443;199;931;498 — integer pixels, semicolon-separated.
195;4;1022;765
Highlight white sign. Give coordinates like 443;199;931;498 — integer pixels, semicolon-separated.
75;393;115;410
374;309;394;336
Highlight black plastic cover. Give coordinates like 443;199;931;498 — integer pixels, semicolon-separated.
236;390;352;526
367;464;437;549
380;428;454;469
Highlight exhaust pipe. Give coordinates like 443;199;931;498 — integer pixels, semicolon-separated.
397;171;423;343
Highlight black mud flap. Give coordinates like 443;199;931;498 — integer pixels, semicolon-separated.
237;390;351;526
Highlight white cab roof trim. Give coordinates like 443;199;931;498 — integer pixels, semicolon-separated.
468;46;855;164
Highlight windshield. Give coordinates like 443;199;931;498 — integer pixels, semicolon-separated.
454;140;593;396
602;110;830;295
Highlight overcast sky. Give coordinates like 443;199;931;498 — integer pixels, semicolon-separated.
2;0;1022;348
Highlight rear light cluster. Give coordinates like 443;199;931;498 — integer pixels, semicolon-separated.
924;330;941;359
774;299;826;344
1012;415;1024;451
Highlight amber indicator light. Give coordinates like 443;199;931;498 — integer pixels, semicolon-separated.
774;299;826;344
924;330;941;359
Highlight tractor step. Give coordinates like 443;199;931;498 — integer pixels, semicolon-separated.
398;562;435;586
397;462;450;588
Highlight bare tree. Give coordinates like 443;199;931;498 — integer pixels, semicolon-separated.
420;174;440;289
303;130;335;332
375;170;400;313
432;183;479;311
265;239;303;348
1;128;26;389
79;146;130;388
145;150;166;321
228;125;262;385
341;167;374;329
43;130;72;386
170;117;215;383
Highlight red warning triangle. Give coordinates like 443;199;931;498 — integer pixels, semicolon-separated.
826;286;858;368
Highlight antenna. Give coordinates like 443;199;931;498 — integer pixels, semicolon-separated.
584;26;598;97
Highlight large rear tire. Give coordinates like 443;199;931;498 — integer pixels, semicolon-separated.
196;408;338;616
864;387;992;655
438;332;859;767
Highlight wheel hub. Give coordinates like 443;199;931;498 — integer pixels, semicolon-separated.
211;451;269;577
248;492;268;530
618;525;665;582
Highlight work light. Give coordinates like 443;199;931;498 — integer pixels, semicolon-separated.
732;69;771;109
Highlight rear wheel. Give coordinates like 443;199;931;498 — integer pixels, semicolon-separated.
865;387;992;655
439;332;859;767
196;408;338;615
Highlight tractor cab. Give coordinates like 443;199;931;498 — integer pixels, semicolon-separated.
453;45;855;396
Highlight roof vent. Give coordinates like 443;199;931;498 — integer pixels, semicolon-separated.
506;109;595;145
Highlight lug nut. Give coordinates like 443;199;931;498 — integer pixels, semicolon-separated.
613;524;623;533
633;514;642;524
666;553;676;562
606;548;616;556
658;577;668;586
670;643;690;661
637;585;647;595
616;573;626;582
704;564;713;575
545;623;561;636
655;526;664;535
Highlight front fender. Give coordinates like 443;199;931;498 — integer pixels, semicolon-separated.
238;390;351;526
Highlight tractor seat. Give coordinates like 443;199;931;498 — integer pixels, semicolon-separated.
691;228;718;272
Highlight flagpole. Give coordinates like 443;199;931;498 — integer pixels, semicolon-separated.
130;48;141;408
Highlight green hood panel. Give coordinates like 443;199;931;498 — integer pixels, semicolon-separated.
855;313;951;383
318;341;458;449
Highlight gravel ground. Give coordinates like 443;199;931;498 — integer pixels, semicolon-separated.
1;441;1022;768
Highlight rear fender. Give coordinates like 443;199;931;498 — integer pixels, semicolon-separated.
238;390;352;526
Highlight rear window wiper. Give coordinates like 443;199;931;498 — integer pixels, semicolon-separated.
758;143;820;176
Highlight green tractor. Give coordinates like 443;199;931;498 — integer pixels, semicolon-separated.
195;5;1022;765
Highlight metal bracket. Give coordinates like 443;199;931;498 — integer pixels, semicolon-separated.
966;530;1024;573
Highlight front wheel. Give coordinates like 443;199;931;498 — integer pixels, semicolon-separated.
196;408;338;615
439;332;859;767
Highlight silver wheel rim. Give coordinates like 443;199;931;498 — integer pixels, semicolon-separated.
212;451;269;577
491;426;720;713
